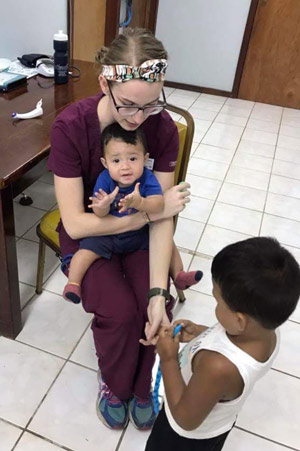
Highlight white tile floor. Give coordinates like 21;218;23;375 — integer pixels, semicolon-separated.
1;88;300;450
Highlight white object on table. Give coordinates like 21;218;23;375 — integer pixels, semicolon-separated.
7;60;38;79
0;58;11;71
11;99;43;120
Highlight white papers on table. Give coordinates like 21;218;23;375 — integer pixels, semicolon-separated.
7;60;38;79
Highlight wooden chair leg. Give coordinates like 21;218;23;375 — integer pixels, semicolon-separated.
36;238;46;294
177;288;186;303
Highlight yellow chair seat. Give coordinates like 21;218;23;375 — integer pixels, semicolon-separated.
39;209;60;249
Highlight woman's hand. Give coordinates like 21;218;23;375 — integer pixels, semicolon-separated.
156;325;180;362
164;182;190;218
139;295;170;346
173;319;205;342
151;182;191;221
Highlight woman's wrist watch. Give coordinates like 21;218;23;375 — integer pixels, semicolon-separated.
147;287;170;305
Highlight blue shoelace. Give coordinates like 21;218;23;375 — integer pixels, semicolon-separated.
152;324;182;414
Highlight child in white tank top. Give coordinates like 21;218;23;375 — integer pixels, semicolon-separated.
146;237;300;451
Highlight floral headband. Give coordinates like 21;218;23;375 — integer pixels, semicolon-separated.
101;59;168;83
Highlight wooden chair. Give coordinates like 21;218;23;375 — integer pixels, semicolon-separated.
36;104;195;302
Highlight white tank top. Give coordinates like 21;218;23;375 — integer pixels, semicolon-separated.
164;323;280;439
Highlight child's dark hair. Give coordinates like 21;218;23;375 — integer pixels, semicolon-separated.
211;237;300;329
101;123;148;156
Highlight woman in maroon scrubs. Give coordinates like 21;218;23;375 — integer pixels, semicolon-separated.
48;27;190;431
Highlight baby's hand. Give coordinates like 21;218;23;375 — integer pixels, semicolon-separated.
173;319;200;342
118;182;142;213
88;186;119;209
156;325;180;362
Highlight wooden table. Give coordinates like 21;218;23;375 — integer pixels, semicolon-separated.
0;61;100;338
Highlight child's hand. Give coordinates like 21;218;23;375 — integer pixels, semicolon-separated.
88;186;119;209
118;182;143;212
173;320;201;342
156;325;180;362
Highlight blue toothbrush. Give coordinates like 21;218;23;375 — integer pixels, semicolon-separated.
153;324;182;414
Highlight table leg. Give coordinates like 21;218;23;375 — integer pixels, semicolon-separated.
0;185;22;338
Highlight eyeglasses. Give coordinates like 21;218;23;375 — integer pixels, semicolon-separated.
108;83;167;116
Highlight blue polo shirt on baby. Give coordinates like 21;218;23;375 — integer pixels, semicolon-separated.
93;167;162;217
79;167;162;258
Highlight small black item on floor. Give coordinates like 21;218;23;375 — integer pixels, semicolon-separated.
19;194;33;206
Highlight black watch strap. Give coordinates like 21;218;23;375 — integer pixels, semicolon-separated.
147;287;170;305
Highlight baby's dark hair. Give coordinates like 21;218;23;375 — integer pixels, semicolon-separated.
101;123;148;156
211;237;300;329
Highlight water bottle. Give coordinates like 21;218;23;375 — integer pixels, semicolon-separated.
53;30;68;84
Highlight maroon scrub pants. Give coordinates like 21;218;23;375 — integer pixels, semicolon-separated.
80;250;174;400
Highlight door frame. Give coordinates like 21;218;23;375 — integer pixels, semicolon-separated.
103;0;260;97
104;0;159;46
104;0;121;46
231;0;260;97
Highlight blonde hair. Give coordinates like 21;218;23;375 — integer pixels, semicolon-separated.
95;27;168;69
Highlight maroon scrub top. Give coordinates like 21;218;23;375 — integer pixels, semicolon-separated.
47;92;179;254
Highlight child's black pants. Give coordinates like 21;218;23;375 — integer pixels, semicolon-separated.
145;406;231;451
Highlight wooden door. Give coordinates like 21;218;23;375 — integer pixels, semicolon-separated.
238;0;300;108
72;0;106;62
128;0;158;31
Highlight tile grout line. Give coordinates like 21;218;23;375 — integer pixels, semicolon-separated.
234;426;300;451
288;318;300;326
258;106;284;236
271;367;300;382
14;200;57;214
12;429;74;451
12;429;75;451
115;427;129;451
